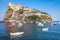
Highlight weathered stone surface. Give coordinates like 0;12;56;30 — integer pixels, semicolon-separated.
4;2;52;23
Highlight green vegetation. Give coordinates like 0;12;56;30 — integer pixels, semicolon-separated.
4;14;12;20
4;4;52;22
19;9;24;14
26;15;40;20
39;15;52;21
6;6;13;13
8;6;14;12
41;12;48;14
40;15;47;19
25;15;52;21
8;14;12;18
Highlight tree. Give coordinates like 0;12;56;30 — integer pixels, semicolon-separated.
8;14;12;18
8;6;14;12
41;12;48;14
19;9;23;14
26;15;40;21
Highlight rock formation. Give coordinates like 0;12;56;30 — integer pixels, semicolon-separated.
4;2;52;22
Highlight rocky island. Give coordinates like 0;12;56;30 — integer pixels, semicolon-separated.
4;3;52;37
4;2;52;23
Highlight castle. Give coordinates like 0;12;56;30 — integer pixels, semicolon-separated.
4;2;52;22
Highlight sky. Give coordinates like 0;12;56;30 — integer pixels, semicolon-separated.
0;0;60;21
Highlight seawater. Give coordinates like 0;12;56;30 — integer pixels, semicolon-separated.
0;23;9;40
0;22;60;40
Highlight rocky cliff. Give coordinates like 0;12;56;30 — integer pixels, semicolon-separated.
4;2;52;22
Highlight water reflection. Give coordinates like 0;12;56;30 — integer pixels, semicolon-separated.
0;22;60;40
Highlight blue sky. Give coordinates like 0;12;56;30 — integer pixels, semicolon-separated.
0;0;60;21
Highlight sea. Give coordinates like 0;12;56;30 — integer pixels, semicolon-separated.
0;21;60;40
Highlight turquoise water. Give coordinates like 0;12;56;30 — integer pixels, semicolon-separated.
0;22;60;40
